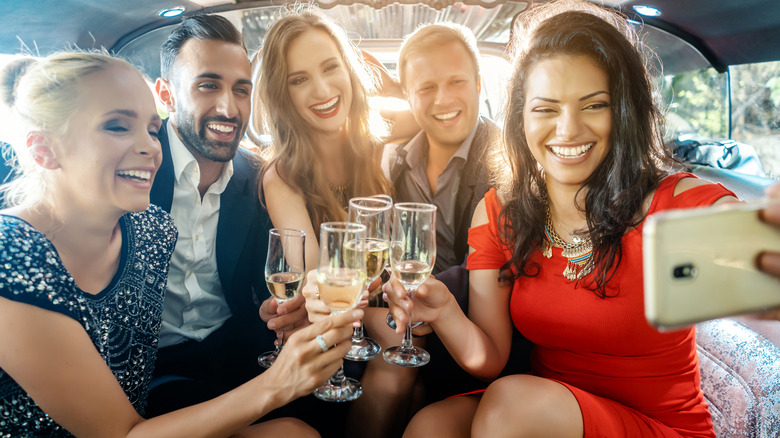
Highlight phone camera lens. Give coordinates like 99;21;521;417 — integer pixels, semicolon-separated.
673;264;697;279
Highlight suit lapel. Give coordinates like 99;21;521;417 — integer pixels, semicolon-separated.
150;121;175;213
216;150;257;293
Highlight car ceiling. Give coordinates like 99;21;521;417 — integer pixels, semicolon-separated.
1;0;779;72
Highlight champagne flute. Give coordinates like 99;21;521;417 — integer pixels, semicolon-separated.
384;202;436;367
257;228;306;369
345;196;391;361
375;194;424;331
313;222;368;402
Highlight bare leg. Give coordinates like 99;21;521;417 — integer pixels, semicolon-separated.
472;375;583;438
232;417;319;438
403;394;481;438
346;307;422;438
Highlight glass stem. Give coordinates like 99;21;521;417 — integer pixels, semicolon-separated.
276;328;285;353
353;322;365;341
352;286;370;341
401;286;415;351
329;365;346;385
401;322;414;351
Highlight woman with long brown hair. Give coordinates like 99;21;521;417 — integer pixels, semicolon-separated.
258;9;392;270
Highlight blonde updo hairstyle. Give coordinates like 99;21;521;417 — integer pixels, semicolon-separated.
0;51;137;207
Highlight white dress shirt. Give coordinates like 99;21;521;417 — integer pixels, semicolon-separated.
158;126;235;348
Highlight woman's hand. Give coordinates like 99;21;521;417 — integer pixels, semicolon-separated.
302;270;329;323
262;309;363;402
303;270;369;326
382;275;455;335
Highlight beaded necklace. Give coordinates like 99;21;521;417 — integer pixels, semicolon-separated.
541;207;593;280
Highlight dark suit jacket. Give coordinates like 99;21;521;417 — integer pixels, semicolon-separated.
388;116;498;273
150;121;274;364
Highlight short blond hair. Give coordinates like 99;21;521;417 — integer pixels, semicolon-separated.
397;22;480;89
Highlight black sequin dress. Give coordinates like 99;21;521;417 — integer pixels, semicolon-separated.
0;205;177;437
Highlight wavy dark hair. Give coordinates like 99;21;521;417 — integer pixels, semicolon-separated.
496;2;674;297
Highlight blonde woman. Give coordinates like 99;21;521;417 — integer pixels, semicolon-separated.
0;50;359;437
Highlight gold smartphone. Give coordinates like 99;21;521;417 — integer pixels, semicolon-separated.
643;200;780;330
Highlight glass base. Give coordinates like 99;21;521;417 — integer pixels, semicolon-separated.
383;345;430;367
257;350;278;369
313;377;363;402
344;336;382;361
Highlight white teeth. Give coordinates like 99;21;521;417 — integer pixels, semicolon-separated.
433;111;459;121
207;123;234;133
311;97;339;112
549;143;595;158
117;170;151;181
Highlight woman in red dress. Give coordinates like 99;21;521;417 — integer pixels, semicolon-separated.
383;1;737;436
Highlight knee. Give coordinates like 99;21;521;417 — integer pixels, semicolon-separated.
471;379;518;435
472;376;582;438
233;417;319;438
403;397;477;438
403;405;448;438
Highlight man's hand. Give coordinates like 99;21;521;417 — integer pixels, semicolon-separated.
361;49;403;99
259;292;310;342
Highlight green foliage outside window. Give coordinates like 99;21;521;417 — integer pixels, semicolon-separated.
659;61;780;176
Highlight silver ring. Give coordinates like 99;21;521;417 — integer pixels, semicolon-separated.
315;334;329;352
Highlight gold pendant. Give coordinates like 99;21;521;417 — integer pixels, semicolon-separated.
541;240;552;258
563;260;578;281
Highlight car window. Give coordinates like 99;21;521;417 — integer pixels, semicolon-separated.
729;60;780;177
659;61;780;178
661;68;728;140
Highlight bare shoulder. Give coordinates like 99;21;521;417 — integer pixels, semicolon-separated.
262;164;299;197
262;162;281;188
673;176;739;205
673;176;712;195
471;197;489;228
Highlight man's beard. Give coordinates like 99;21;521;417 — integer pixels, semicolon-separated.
176;107;243;163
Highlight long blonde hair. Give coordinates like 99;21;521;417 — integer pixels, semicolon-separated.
257;8;390;232
0;51;139;207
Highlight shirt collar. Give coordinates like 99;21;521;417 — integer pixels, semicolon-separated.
402;118;480;169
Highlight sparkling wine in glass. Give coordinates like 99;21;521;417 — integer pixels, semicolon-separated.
313;222;368;402
383;202;436;367
257;228;306;369
345;196;392;361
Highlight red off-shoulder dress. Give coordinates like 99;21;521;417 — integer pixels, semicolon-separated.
467;173;735;437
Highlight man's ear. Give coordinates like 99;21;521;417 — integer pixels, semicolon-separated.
477;76;482;95
155;78;176;113
26;131;60;170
